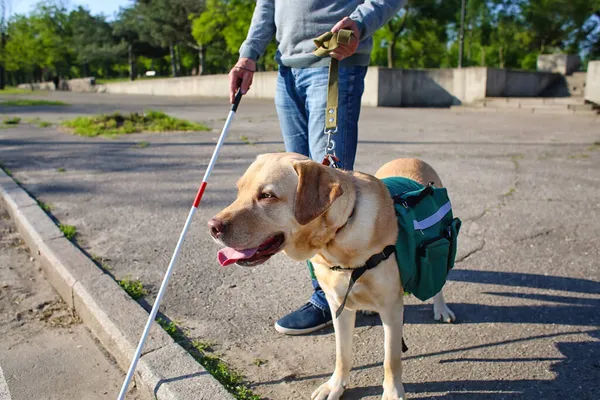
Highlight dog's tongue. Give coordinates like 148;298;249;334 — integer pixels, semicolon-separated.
217;247;259;266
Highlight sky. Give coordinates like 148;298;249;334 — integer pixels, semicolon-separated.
10;0;130;20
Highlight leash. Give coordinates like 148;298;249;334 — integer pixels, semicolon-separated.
313;29;354;169
311;35;409;350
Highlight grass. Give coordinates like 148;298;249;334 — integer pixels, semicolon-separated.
154;319;261;400
117;276;147;300
59;224;77;240
57;167;66;172
37;201;52;213
0;87;41;95
0;163;12;176
134;141;150;148
61;110;210;137
1;99;68;107
24;117;53;128
3;116;21;125
189;341;261;400
253;358;268;367
239;135;256;145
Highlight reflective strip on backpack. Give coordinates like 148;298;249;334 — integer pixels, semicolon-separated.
413;201;452;230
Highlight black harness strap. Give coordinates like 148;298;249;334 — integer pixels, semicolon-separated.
331;245;396;319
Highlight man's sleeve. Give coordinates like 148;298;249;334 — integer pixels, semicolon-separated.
238;0;276;61
349;0;408;40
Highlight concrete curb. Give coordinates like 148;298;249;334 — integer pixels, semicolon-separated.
0;168;235;400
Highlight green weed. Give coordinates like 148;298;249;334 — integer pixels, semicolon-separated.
1;99;68;106
59;224;77;240
3;116;21;125
57;167;66;172
253;358;268;367
117;276;147;300
135;141;150;148
61;110;209;137
38;201;52;213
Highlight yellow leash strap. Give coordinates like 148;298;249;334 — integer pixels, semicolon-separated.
313;29;354;132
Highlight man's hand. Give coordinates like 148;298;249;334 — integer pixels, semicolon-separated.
330;17;361;61
228;58;256;103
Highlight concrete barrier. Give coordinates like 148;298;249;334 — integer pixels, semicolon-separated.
17;77;97;92
584;61;600;105
17;81;56;91
537;54;581;75
102;73;278;100
101;67;562;107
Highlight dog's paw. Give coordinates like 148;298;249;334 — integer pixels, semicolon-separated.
311;380;345;400
433;302;456;323
382;383;406;400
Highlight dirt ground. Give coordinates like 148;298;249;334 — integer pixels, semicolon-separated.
0;200;141;400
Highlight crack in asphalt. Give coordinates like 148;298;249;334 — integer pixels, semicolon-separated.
456;238;486;263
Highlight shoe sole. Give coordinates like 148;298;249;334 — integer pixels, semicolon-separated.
274;320;333;335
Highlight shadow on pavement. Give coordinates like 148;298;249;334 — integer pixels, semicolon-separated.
255;269;600;399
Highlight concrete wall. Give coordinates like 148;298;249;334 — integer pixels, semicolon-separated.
369;66;557;107
584;61;600;105
18;67;567;107
17;82;56;91
18;77;97;92
486;69;558;97
537;54;581;75
101;73;278;100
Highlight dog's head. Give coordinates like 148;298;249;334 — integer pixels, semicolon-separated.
209;152;351;266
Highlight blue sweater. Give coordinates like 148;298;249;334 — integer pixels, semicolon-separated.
239;0;407;68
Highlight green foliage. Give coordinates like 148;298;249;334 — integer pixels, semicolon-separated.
1;99;68;106
59;224;77;240
61;110;210;137
0;87;39;94
190;340;261;400
2;116;20;125
118;276;147;300
2;0;599;85
191;0;278;73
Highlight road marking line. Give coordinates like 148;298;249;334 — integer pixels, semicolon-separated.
0;364;11;400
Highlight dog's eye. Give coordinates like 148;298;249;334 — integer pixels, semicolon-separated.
258;192;275;200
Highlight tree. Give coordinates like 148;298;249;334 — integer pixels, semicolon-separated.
0;0;9;89
191;0;277;74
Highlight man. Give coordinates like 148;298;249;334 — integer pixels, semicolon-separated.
229;0;407;335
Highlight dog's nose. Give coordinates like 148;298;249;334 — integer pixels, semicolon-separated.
208;218;226;238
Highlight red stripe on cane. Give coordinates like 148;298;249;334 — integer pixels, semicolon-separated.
193;181;208;208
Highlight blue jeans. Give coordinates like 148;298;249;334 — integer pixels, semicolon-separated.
274;64;368;311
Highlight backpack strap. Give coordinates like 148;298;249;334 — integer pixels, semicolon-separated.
392;182;435;208
330;245;396;319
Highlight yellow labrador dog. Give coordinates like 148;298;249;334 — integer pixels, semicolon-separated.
209;152;455;400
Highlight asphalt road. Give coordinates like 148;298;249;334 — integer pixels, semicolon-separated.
0;198;140;400
1;91;599;400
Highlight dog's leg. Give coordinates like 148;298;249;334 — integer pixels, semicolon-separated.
379;299;406;400
311;305;356;400
433;290;455;323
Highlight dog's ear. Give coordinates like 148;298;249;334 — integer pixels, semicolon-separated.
293;160;343;225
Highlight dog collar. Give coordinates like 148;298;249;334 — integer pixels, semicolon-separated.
330;244;396;319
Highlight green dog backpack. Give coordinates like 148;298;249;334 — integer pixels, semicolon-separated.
380;177;462;301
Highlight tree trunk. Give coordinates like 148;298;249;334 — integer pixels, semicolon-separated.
169;43;178;77
481;47;485;66
0;32;5;90
499;46;504;68
175;44;182;76
387;40;396;68
198;44;205;76
128;44;136;81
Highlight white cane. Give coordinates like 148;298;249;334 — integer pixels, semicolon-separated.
117;88;244;400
